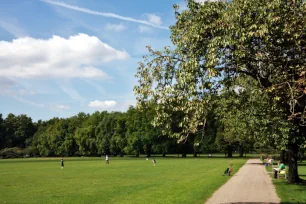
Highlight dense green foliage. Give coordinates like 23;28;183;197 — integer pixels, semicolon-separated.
134;0;306;183
0;157;246;204
1;107;227;158
0;113;36;149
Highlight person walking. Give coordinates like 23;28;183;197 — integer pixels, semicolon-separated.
61;157;64;169
106;155;109;164
152;158;156;166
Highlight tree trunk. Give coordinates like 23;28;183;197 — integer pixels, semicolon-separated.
285;150;289;163
193;146;197;157
239;145;244;157
181;153;186;157
280;150;285;161
146;144;152;157
299;149;304;162
227;145;233;158
162;153;166;157
287;143;301;184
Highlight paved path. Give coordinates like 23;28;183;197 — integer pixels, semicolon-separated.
205;159;280;204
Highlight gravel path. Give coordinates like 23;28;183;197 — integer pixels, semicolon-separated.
205;159;280;204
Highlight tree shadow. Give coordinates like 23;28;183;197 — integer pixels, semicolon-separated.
222;202;275;204
223;202;302;204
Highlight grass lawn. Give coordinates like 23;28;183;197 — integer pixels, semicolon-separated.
266;161;306;204
0;156;246;204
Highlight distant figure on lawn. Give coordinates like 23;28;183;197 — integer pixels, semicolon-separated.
106;155;109;164
152;158;156;166
264;157;273;166
223;164;232;176
61;157;64;169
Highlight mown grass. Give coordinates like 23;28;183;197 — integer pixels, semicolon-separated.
266;161;306;204
0;156;247;204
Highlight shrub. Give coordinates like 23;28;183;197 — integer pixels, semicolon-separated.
0;147;23;159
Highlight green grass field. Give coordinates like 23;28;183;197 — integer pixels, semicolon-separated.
266;161;306;204
0;156;247;204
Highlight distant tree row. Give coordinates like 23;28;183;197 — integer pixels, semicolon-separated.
0;98;263;158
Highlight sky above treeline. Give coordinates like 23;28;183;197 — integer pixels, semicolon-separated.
0;0;200;121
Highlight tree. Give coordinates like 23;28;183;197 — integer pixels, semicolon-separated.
96;112;118;155
135;0;306;183
125;107;144;156
0;114;6;149
110;113;127;156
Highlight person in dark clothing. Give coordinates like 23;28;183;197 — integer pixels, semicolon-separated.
61;157;64;169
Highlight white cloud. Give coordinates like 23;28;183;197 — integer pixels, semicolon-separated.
139;25;152;33
42;0;168;30
0;33;129;79
116;100;136;111
55;104;71;110
146;14;162;26
88;99;136;112
105;23;126;32
88;100;117;110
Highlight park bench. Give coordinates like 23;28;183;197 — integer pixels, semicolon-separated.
272;165;287;179
277;167;288;179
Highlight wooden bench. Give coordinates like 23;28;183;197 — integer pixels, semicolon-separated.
278;167;287;179
273;166;287;179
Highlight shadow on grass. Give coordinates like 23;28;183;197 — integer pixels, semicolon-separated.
0;154;260;163
142;155;260;159
225;203;303;204
225;203;278;204
296;163;306;166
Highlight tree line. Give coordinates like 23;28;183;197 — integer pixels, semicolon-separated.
1;80;294;160
0;95;271;159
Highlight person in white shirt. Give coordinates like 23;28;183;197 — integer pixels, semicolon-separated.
152;158;156;166
106;155;109;164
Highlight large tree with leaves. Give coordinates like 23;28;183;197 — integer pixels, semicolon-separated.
135;0;306;183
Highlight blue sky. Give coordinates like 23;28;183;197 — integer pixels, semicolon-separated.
0;0;187;121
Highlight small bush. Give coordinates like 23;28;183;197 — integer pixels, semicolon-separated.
23;146;38;157
0;147;23;159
